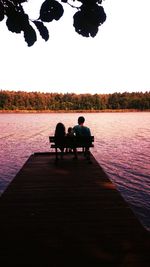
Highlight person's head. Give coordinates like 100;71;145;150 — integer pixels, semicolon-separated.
55;122;65;136
68;127;73;134
78;116;85;125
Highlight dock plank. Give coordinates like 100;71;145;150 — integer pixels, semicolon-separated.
0;152;149;266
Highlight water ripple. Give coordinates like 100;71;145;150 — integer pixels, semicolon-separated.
0;112;150;231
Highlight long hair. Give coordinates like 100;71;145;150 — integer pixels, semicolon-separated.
55;123;65;137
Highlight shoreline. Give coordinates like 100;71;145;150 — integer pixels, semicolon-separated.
0;109;149;114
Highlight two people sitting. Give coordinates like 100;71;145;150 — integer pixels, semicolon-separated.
54;116;91;161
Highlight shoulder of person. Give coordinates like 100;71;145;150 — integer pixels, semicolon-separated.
73;125;79;130
84;125;90;130
85;126;91;134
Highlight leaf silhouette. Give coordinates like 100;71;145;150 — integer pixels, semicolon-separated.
23;25;37;46
0;0;106;46
33;21;49;41
0;2;4;22
6;19;20;33
13;0;27;3
96;5;107;25
6;14;23;33
73;4;106;37
5;2;29;34
40;0;64;22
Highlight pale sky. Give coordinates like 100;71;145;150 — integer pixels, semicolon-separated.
0;0;150;94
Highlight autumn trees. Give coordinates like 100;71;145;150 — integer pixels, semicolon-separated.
0;90;149;111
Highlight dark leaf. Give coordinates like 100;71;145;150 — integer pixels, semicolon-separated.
80;4;106;25
5;2;29;33
96;6;107;25
6;13;29;34
78;0;98;4
6;17;22;33
90;27;98;37
23;25;37;46
73;10;95;37
33;20;49;41
5;1;17;17
73;4;106;37
13;0;27;3
40;0;64;22
0;2;4;22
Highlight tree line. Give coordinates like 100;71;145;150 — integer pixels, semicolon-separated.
0;90;150;111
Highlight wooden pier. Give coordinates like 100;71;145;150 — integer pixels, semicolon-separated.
0;152;149;267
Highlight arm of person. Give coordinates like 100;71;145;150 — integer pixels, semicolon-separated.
87;127;91;136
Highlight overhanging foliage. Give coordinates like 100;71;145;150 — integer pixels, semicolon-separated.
0;0;106;46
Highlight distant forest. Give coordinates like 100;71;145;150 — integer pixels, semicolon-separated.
0;90;150;111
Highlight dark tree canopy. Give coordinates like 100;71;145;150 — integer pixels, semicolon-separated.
0;0;106;46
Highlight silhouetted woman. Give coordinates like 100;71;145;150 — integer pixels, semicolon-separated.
54;122;66;161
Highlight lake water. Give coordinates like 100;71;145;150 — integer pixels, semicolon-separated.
0;112;150;231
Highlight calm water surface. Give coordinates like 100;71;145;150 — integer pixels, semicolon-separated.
0;112;150;231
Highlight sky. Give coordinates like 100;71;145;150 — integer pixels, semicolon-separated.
0;0;150;94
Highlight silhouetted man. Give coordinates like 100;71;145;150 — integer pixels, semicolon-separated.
73;116;91;160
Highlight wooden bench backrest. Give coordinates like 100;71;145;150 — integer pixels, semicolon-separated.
49;136;94;148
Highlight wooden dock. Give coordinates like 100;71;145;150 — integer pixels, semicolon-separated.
0;152;149;267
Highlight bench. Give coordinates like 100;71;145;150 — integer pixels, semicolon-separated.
49;135;94;160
